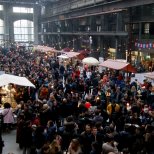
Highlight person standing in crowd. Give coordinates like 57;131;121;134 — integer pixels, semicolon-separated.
102;135;119;154
107;98;121;123
21;120;32;154
40;104;52;128
68;138;82;154
80;124;93;154
0;111;4;154
2;102;14;132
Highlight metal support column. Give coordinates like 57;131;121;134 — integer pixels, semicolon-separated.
3;4;13;45
33;4;40;45
115;13;119;59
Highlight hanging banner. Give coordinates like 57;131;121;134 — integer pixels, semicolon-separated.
140;43;143;48
143;44;146;48
135;42;154;49
146;43;149;48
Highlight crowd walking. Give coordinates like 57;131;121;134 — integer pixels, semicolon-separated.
0;49;154;154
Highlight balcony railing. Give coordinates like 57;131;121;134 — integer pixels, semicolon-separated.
45;0;120;17
141;34;154;40
41;31;128;36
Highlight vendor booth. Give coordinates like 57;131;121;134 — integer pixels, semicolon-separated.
99;59;136;73
34;45;56;53
57;52;81;68
63;51;80;58
34;45;61;57
0;74;35;88
57;52;81;59
0;74;35;108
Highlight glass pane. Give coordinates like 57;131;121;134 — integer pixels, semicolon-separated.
14;21;20;27
21;20;26;27
32;35;34;41
31;28;34;34
13;7;33;13
13;7;20;13
14;28;20;34
27;28;32;34
21;28;25;34
25;35;28;40
0;5;3;11
14;35;19;40
14;20;34;42
0;35;3;39
0;19;4;26
0;27;4;34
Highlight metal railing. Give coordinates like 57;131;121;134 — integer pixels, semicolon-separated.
45;0;119;17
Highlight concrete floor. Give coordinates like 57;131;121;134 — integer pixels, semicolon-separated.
2;129;22;154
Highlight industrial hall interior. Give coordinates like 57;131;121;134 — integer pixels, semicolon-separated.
0;0;154;154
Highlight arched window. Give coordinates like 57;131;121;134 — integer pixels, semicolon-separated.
14;20;34;42
0;19;4;44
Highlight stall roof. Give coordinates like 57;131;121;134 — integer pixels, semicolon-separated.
0;74;35;88
64;51;80;58
99;59;136;72
62;47;71;52
34;45;57;52
57;52;80;58
144;72;154;80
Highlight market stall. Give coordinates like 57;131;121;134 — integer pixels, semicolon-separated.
63;51;80;58
34;45;60;57
0;74;35;108
99;59;136;73
34;45;56;52
0;74;35;88
57;52;81;68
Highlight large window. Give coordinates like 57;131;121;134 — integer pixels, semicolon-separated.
0;5;3;11
144;23;150;34
0;19;4;44
13;7;33;13
14;20;34;42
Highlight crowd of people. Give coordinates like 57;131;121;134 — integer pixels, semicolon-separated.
0;48;154;154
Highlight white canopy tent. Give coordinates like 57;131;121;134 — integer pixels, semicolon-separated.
0;74;35;88
82;57;99;66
